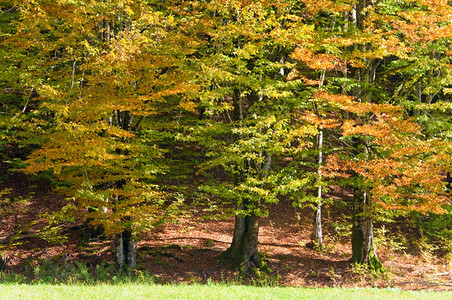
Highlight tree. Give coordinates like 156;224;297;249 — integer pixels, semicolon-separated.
178;0;318;275
293;0;452;269
6;0;195;269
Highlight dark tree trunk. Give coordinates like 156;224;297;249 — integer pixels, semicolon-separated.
81;207;105;244
446;172;451;191
351;189;382;271
226;91;263;274
224;153;272;275
0;252;6;271
115;229;137;269
225;202;262;275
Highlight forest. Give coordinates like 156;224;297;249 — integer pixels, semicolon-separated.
0;0;451;289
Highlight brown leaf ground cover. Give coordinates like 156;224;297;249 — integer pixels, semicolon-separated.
1;169;451;290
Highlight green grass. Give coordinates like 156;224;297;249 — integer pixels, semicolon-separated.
1;283;451;300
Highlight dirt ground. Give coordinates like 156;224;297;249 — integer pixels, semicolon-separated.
1;170;452;290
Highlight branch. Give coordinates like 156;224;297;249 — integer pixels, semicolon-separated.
432;270;452;276
131;115;144;131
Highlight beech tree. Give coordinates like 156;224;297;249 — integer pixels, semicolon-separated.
177;0;320;275
297;0;452;269
5;0;197;269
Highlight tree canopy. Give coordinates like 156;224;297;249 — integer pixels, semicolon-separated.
0;0;451;273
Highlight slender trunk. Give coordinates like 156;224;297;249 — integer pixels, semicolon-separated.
115;232;125;269
126;231;137;269
351;188;381;271
311;70;326;248
115;229;137;269
311;129;323;248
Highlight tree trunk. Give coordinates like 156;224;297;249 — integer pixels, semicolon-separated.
310;69;326;249
311;130;323;248
447;172;451;191
0;252;6;271
226;203;263;275
115;229;137;269
351;189;382;271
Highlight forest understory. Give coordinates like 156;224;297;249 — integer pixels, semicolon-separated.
1;170;451;291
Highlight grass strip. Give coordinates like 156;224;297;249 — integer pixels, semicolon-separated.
1;283;451;300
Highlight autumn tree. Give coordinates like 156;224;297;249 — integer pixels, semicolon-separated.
176;0;320;275
297;0;452;269
3;0;198;269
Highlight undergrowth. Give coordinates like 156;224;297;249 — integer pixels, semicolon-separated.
0;256;283;287
1;257;157;285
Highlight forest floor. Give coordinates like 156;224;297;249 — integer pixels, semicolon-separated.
1;169;452;291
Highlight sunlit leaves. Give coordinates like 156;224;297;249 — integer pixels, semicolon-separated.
1;0;451;241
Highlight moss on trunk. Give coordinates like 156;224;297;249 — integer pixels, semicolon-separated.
351;189;382;272
223;211;271;277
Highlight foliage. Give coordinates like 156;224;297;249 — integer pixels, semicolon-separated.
414;205;452;255
1;0;197;239
0;0;450;275
26;257;156;284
